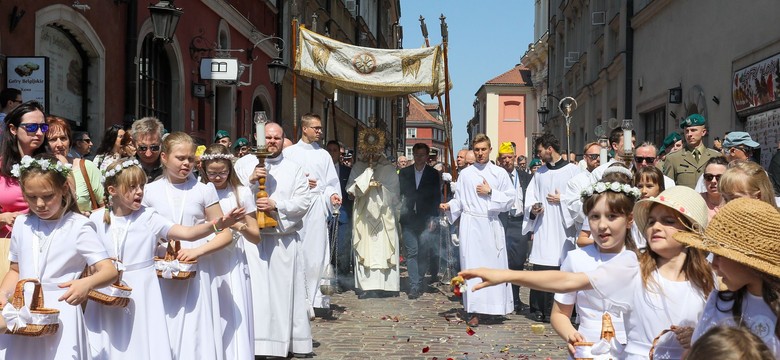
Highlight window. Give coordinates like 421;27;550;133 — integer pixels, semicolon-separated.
139;33;173;130
503;101;521;122
407;127;417;138
405;146;414;158
643;107;666;148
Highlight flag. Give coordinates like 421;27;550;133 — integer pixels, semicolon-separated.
295;27;451;97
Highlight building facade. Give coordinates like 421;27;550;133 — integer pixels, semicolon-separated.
404;94;446;161
536;0;780;162
0;0;403;153
468;64;535;160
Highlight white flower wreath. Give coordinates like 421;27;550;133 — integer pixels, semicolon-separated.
581;181;641;200
11;155;73;178
199;153;235;161
102;159;141;184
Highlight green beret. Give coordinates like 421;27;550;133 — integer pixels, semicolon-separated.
233;137;249;149
662;132;683;147
214;130;229;141
680;114;706;128
529;158;543;167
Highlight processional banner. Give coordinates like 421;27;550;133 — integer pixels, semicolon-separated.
295;27;450;97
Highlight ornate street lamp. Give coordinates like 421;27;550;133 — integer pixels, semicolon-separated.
537;105;549;128
267;57;287;85
148;1;183;43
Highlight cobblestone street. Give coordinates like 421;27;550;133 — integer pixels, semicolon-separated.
310;283;568;359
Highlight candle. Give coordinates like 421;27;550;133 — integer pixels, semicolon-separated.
254;111;267;147
623;129;631;154
600;146;608;165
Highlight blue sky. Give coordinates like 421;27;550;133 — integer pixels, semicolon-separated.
399;0;535;151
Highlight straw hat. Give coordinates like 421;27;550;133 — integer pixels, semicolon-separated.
633;186;709;234
674;198;780;278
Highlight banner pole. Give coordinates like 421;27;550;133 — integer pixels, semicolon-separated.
292;18;299;141
440;15;456;181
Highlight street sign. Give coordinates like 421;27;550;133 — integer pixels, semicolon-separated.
200;58;239;80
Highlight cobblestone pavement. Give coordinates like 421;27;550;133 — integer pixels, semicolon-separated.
309;282;569;359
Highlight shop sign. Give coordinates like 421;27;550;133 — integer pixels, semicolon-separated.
200;58;239;81
733;53;780;113
6;57;48;108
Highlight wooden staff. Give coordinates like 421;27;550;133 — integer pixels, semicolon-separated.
440;14;456;182
292;17;299;141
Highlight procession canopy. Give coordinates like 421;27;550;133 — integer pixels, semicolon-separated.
295;27;451;97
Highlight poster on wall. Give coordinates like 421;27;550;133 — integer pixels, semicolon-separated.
40;26;84;125
733;52;780;113
745;107;780;168
6;57;48;108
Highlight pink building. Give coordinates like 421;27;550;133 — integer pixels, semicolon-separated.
468;64;535;159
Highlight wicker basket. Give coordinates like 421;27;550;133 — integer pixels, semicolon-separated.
573;312;616;360
648;328;672;360
3;278;60;337
86;260;132;307
154;240;197;280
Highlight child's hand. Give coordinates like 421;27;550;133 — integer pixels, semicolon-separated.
566;332;586;355
219;207;246;228
58;279;92;305
671;325;694;349
458;268;509;291
177;248;202;262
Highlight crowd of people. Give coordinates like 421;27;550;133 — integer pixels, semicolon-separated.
0;94;778;360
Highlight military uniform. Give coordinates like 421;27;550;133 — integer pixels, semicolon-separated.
662;114;722;188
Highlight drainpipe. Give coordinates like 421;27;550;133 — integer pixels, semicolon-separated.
124;0;138;124
624;0;634;119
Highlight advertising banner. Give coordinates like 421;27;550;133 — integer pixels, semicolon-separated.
6;57;48;108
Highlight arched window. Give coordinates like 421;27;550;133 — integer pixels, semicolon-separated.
138;33;172;130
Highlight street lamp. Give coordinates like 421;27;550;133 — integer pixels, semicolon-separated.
537;105;550;128
148;1;183;43
267;57;287;85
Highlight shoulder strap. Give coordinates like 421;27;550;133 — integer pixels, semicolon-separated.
79;159;100;210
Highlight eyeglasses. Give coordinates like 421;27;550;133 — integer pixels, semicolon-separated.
703;173;722;182
19;123;49;134
584;154;600;160
137;144;161;152
206;171;230;179
634;156;655;164
306;126;323;132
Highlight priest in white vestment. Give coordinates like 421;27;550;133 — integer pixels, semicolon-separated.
441;134;515;327
283;113;342;310
347;150;400;295
235;123;316;357
522;133;582;322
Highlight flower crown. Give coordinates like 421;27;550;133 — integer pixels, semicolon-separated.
11;155;72;178
581;181;641;200
199;153;234;161
103;159;141;184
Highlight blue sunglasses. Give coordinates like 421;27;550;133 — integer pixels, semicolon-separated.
19;123;49;134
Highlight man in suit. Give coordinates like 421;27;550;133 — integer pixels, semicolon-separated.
399;143;442;299
496;142;533;314
663;114;722;188
327;140;353;285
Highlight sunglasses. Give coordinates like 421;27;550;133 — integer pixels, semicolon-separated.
703;173;722;182
76;138;93;143
137;144;161;152
634;156;655;164
19;123;49;134
584;154;600;160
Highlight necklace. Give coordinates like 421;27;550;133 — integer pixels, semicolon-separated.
32;215;66;280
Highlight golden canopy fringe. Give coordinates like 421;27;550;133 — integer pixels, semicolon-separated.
295;27;451;97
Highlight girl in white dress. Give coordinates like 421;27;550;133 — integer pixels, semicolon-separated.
675;198;780;358
461;185;715;360
0;154;118;359
85;157;244;360
141;132;241;360
199;144;260;360
630;166;666;250
552;170;636;359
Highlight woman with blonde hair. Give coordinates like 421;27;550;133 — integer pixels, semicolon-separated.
718;159;777;206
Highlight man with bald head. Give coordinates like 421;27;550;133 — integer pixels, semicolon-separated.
235;121;316;357
465;150;476;166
